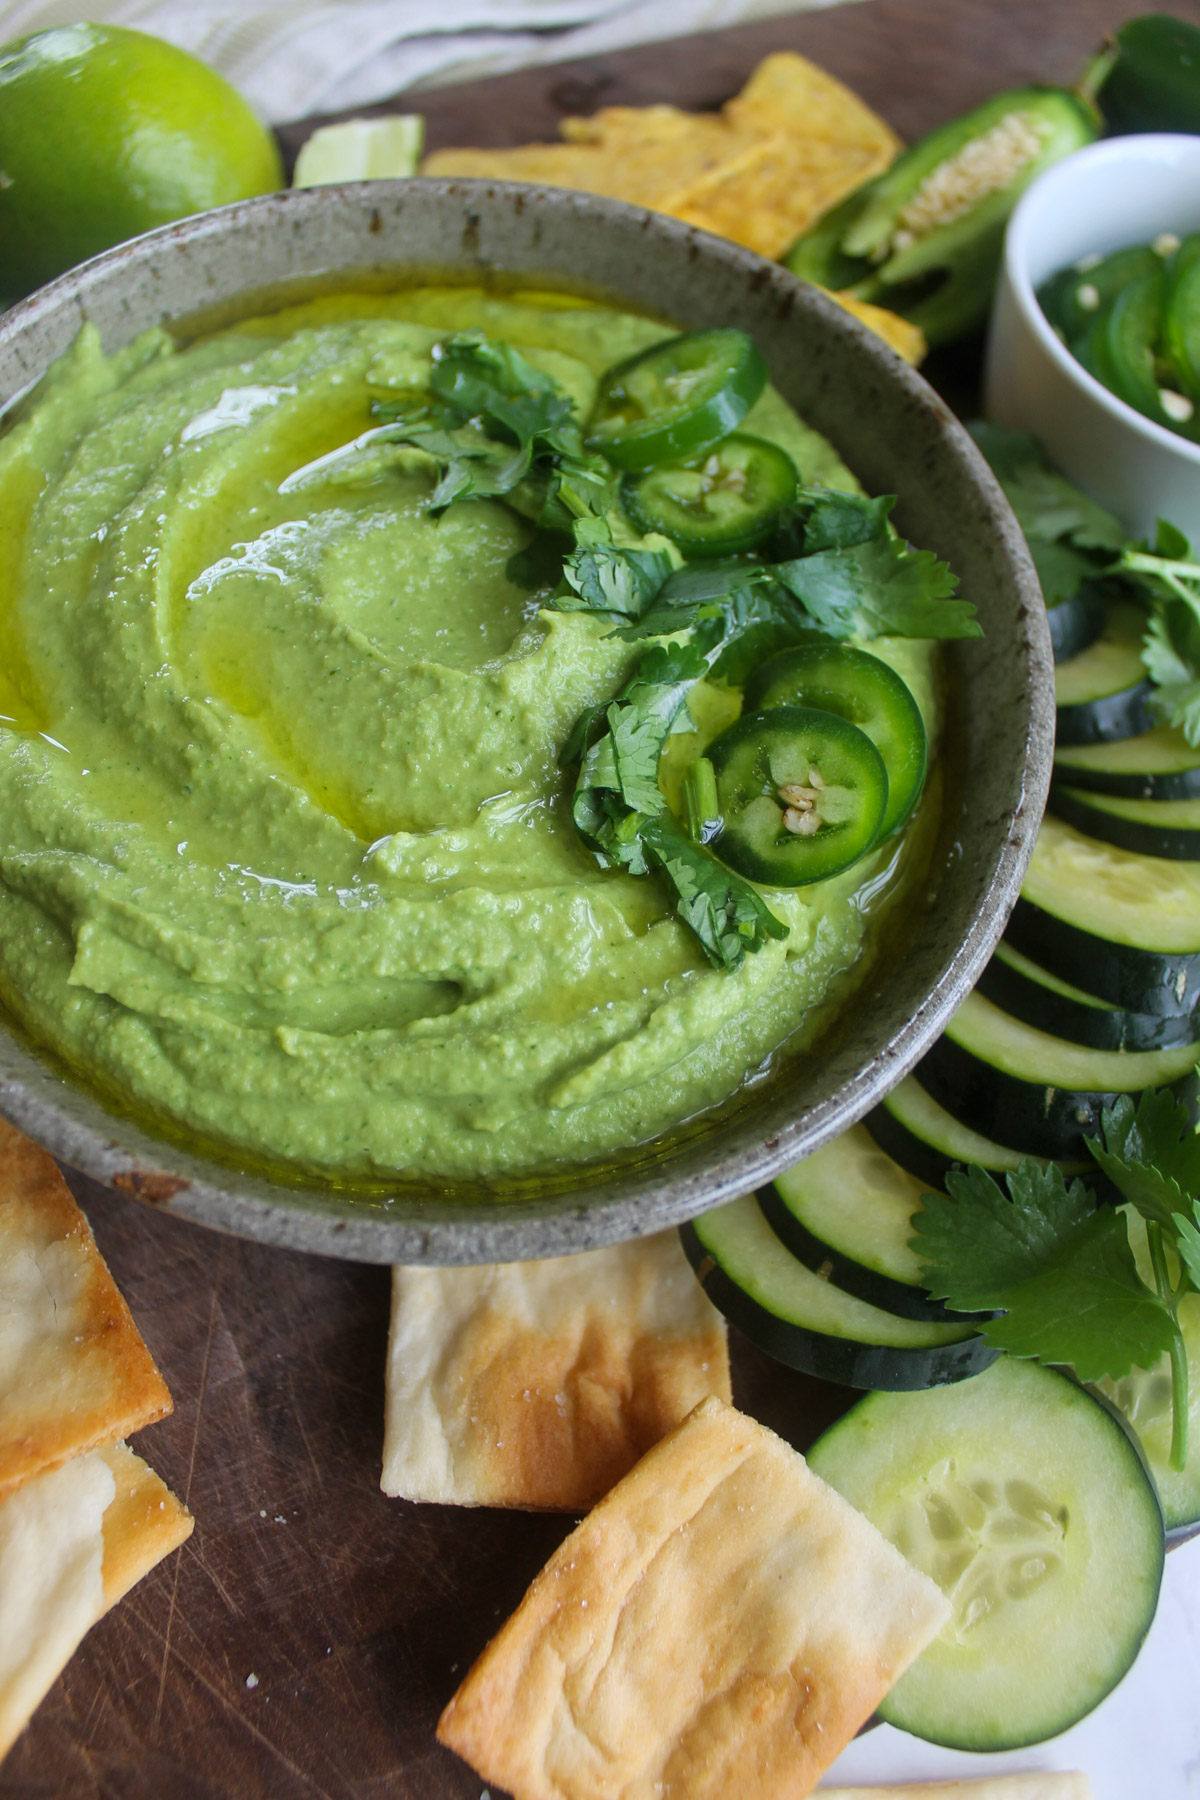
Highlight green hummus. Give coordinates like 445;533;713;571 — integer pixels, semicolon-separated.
0;289;939;1183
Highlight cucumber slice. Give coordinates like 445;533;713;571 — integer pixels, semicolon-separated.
1054;600;1154;746
807;1359;1165;1750
764;1124;962;1323
978;939;1200;1052
1050;783;1200;860
918;989;1200;1158
1055;722;1200;799
1047;584;1104;663
1014;813;1200;1013
680;1194;993;1391
1093;1213;1200;1540
865;1073;1049;1190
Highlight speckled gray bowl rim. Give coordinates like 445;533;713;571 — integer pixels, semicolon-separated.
0;179;1053;1262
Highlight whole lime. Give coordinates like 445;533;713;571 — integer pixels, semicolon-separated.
0;23;283;298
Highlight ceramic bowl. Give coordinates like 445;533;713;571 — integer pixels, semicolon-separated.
986;133;1200;542
0;180;1050;1262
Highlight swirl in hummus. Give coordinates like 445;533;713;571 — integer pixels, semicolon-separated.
0;289;940;1183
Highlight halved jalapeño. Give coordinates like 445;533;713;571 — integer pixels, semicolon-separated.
620;432;797;554
585;329;767;469
785;86;1097;345
707;704;888;886
744;642;927;837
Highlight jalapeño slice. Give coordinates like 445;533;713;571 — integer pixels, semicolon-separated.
620;432;797;555
1076;261;1171;428
1038;244;1160;344
1163;232;1200;413
707;705;888;887
743;643;927;838
585;329;767;470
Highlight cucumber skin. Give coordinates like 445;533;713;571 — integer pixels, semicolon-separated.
1048;586;1104;663
865;1087;1019;1189
1007;894;1200;1017
758;1183;966;1325
917;1029;1198;1161
1056;678;1155;747
977;946;1199;1053
1050;784;1200;862
1085;1379;1200;1548
679;1220;997;1392
1054;753;1200;803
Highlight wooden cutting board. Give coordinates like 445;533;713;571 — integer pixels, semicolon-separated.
7;2;1200;1795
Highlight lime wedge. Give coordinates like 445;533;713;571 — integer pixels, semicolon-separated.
292;115;424;187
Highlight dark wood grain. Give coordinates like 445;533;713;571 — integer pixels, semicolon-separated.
275;0;1200;169
10;2;1200;1793
4;1173;844;1800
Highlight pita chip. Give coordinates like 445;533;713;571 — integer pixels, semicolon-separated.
0;1118;172;1500
383;1230;730;1509
437;1395;950;1800
0;1440;191;1759
821;1780;1094;1799
95;1440;193;1610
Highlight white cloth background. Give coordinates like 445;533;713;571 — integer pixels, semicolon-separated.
0;0;857;123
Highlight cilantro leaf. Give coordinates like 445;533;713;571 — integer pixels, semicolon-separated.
370;329;590;512
559;542;675;622
1175;1200;1200;1293
769;486;894;557
608;562;774;644
1086;1088;1200;1232
639;811;788;971
775;536;980;640
913;1160;1177;1382
428;331;582;460
916;1161;1095;1306
798;487;894;552
1027;538;1103;609
978;1209;1178;1382
388;417;532;508
571;637;710;836
1095;525;1200;745
969;423;1128;560
970;423;1200;746
1138;593;1200;746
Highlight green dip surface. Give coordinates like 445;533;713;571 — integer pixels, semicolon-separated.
0;288;940;1183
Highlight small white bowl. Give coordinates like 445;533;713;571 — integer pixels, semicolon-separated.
986;133;1200;542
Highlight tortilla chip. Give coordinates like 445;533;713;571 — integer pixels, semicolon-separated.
382;1231;730;1510
437;1395;950;1800
424;107;765;210
0;1118;172;1501
821;290;928;365
667;130;892;259
0;1442;191;1759
421;51;914;354
725;52;901;162
822;1781;1094;1799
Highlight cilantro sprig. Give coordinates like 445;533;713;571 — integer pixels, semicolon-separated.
367;331;981;971
914;1085;1200;1471
370;331;590;510
971;422;1200;745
